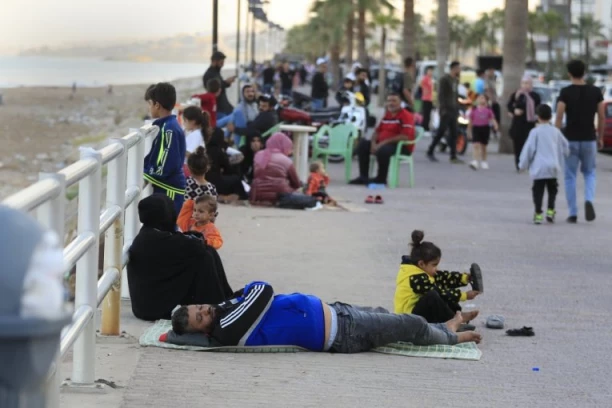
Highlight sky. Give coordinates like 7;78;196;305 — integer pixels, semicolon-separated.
0;0;530;54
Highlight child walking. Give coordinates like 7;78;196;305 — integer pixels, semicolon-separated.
305;161;336;205
394;230;482;325
143;83;186;214
469;94;499;170
519;104;569;224
177;196;223;250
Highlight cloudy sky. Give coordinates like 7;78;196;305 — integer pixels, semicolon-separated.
0;0;520;54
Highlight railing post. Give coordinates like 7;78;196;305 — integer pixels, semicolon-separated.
121;129;145;299
37;173;66;408
72;148;102;385
100;139;127;336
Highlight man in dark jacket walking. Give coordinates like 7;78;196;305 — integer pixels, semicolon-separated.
427;61;464;164
203;51;237;119
311;58;329;110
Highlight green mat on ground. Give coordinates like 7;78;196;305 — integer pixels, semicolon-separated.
139;320;481;360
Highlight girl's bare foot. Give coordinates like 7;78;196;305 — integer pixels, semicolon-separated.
462;310;479;323
457;331;482;344
218;194;239;204
446;312;463;333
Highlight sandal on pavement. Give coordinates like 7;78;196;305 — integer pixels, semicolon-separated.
457;323;476;332
506;326;535;337
486;315;505;329
470;263;484;293
375;195;384;204
365;195;375;204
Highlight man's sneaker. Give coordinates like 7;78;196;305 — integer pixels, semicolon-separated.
450;157;465;164
426;152;439;162
480;161;489;170
469;160;479;170
585;201;596;222
566;215;578;224
533;213;544;224
546;209;556;223
349;177;368;185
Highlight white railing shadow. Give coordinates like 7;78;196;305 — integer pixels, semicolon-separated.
1;124;158;407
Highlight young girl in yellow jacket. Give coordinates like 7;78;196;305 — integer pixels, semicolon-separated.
394;230;482;324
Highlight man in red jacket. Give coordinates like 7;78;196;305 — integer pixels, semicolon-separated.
350;92;416;185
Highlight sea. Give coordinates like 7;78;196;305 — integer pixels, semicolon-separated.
0;56;235;88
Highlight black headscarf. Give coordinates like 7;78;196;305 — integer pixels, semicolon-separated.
138;194;176;232
240;133;263;183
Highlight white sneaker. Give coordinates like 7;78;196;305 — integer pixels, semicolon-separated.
469;160;479;170
480;161;489;170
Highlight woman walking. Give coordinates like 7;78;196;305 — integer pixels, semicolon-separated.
507;76;541;170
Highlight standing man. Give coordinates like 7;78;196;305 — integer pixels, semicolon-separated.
555;59;604;223
203;51;237;121
279;61;295;96
262;61;276;94
474;69;486;95
349;92;416;185
401;57;416;111
311;58;329;110
427;61;463;164
419;66;434;134
485;67;500;136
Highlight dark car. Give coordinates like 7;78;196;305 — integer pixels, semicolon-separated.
370;65;403;94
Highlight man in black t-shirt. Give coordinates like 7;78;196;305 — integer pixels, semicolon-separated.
262;61;276;94
555;59;604;223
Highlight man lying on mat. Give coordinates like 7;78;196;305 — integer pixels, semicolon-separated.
171;281;481;353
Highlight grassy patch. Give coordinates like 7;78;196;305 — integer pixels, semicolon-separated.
71;133;108;146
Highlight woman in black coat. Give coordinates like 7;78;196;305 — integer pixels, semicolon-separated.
127;194;233;321
206;128;248;200
507;76;541;170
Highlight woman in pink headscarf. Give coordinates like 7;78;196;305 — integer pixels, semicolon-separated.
250;132;302;205
507;75;542;170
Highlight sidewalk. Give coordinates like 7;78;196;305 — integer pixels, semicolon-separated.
61;137;612;407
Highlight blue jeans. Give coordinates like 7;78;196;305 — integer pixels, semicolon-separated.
311;98;324;110
565;141;597;216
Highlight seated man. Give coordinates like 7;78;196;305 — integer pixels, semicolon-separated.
171;281;481;353
127;194;234;321
234;94;278;139
350;92;416;185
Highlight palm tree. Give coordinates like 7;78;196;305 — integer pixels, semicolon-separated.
499;0;529;154
370;9;401;106
539;11;566;73
356;0;394;67
467;18;488;55
449;15;470;60
436;0;449;78
346;0;355;66
402;0;415;59
527;11;540;64
573;15;606;66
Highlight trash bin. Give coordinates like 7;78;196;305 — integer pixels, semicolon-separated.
0;205;71;408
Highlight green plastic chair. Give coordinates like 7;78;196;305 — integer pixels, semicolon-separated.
369;126;424;188
311;124;358;182
238;122;283;148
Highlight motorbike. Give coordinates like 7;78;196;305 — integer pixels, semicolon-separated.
437;101;471;156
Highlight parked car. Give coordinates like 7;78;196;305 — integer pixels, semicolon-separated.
369;64;403;94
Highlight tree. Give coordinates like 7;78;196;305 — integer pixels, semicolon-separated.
356;0;394;67
539;11;566;73
449;15;470;60
467;18;488;55
402;0;415;59
527;11;540;64
499;0;529;154
573;15;606;66
370;9;401;106
436;0;449;78
346;0;355;66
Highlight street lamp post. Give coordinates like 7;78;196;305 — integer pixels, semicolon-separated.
212;0;219;53
236;0;241;100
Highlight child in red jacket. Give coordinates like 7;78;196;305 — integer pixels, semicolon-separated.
305;161;336;205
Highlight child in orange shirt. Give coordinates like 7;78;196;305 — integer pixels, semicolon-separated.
305;161;335;205
177;195;223;250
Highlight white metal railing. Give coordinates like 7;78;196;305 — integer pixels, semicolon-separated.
1;124;158;407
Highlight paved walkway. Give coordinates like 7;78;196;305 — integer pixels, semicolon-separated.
61;137;612;407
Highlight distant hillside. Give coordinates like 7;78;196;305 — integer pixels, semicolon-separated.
19;33;239;63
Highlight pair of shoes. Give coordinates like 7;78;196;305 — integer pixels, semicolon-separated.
506;326;535;337
426;152;439;162
469;160;479;170
450;157;465;164
533;213;544;225
480;161;489;170
365;195;383;204
546;209;555;223
585;201;596;221
349;177;368;185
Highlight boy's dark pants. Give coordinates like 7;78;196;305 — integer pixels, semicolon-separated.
412;290;461;323
532;178;558;213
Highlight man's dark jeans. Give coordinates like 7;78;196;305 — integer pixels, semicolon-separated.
428;111;458;159
328;302;457;353
356;139;407;183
